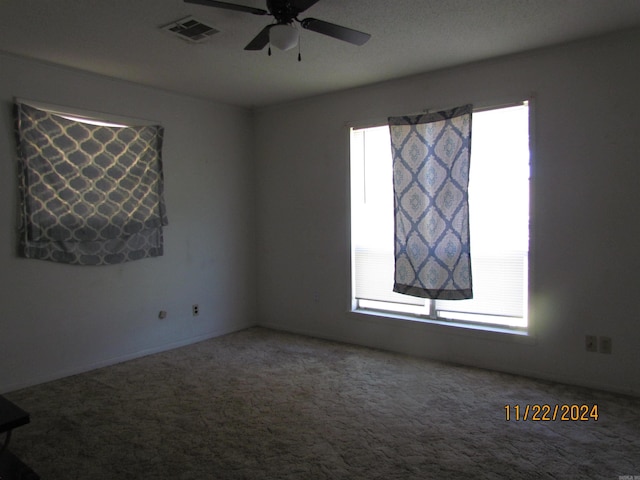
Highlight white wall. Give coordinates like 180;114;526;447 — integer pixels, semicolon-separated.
3;28;639;397
0;53;257;393
254;28;640;396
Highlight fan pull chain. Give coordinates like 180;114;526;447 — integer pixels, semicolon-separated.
298;36;302;62
268;45;271;56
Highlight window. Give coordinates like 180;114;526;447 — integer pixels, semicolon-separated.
350;103;530;331
14;101;167;266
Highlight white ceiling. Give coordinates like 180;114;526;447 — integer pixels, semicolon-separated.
1;0;640;108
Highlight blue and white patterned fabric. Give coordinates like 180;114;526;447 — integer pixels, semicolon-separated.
14;103;167;265
389;105;473;299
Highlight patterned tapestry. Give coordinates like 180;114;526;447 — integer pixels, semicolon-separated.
389;105;473;299
14;103;168;265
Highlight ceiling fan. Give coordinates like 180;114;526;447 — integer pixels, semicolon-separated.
184;0;371;55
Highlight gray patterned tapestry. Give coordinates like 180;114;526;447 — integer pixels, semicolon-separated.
389;105;472;299
14;102;167;265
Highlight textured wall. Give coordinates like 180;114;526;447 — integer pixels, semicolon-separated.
253;29;640;396
0;53;257;392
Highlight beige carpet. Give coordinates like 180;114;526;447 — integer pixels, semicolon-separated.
5;327;640;479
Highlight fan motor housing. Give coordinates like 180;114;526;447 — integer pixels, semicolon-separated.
267;0;299;24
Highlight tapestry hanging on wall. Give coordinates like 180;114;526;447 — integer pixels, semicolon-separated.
14;102;168;265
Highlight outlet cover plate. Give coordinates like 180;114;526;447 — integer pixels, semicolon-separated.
599;336;612;354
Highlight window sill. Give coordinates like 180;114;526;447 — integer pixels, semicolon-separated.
351;307;536;344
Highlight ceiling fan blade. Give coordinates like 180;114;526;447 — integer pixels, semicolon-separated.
184;0;268;16
244;25;273;50
291;0;321;14
300;18;370;46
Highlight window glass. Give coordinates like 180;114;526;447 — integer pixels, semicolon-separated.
350;103;530;330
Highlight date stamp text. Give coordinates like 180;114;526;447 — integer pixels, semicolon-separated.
504;404;598;421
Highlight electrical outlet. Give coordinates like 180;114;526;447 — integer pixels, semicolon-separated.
158;310;167;319
599;336;612;354
585;335;597;352
192;304;199;316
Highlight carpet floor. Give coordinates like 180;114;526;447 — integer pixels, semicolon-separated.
5;327;640;479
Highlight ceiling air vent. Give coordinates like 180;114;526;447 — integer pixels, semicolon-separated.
161;16;219;44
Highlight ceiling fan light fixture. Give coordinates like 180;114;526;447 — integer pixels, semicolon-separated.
269;24;299;51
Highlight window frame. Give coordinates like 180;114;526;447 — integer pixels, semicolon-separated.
348;100;535;336
14;98;160;128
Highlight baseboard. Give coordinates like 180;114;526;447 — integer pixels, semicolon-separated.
258;321;640;398
2;323;255;394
